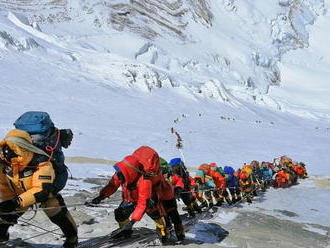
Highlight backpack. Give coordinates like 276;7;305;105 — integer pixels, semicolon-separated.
14;111;54;134
13;111;73;193
13;111;73;166
159;157;170;175
132;146;160;175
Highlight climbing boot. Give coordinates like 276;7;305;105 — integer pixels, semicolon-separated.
174;223;185;242
215;197;223;207
192;200;202;213
0;232;9;243
63;236;78;248
118;219;130;228
199;199;208;209
118;219;133;238
225;197;232;205
155;217;168;244
48;208;78;248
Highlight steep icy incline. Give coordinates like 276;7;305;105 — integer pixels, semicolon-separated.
269;0;330;120
0;0;328;119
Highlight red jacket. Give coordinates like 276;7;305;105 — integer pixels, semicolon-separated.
100;154;174;221
295;166;305;176
171;174;196;190
100;155;152;221
208;169;226;189
151;173;175;201
293;165;300;175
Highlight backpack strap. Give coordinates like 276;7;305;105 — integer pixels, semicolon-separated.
44;129;61;162
123;159;157;178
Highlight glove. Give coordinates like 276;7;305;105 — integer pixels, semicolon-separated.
92;196;104;204
44;183;58;195
85;196;103;207
60;129;73;148
0;198;20;213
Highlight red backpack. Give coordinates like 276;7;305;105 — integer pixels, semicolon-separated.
132;146;160;175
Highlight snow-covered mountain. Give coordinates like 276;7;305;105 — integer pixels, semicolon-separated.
1;1;330;247
1;0;329;114
1;0;330;167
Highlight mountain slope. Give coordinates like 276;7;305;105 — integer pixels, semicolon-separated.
0;0;328;117
0;1;329;169
0;1;330;247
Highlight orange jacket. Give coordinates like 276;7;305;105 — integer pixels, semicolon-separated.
0;130;55;208
208;170;226;189
276;170;288;186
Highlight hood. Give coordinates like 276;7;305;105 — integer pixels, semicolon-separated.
168;158;183;167
117;155;141;185
198;163;210;175
0;129;34;171
224;166;235;176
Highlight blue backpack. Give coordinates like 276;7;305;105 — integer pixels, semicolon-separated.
14;111;54;134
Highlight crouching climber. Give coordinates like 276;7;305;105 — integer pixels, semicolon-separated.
296;162;308;179
199;164;228;206
194;169;215;209
0;129;77;248
223;166;240;204
261;162;274;189
238;169;254;204
273;168;290;188
86;146;184;243
168;158;200;217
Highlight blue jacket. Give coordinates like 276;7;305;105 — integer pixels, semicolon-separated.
262;167;273;181
224;166;238;189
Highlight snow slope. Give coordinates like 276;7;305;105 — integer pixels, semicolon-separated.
0;0;330;247
0;0;329;173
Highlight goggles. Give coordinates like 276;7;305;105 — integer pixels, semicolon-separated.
1;145;18;163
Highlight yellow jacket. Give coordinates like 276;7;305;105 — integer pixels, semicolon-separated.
0;129;55;208
239;177;253;193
